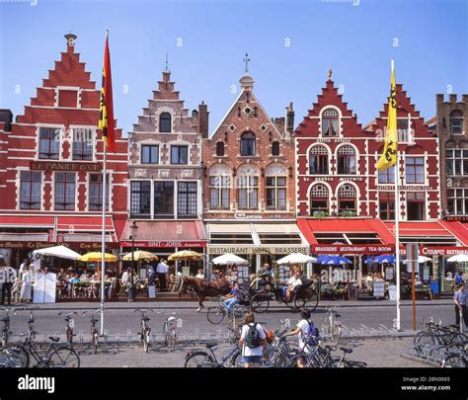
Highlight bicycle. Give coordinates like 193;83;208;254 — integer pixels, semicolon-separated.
82;309;100;354
184;341;242;368
1;307;14;347
58;311;78;347
162;313;178;352
207;299;248;325
135;308;152;353
321;306;343;347
14;308;80;367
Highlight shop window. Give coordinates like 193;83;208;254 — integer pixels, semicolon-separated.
216;141;225;157
379;193;395;220
130;181;151;218
309;145;328;174
337;184;357;215
310;184;329;216
89;173;109;211
141;145;159;164
337;145;357;174
159;112;172;133
406;157;425;184
178;181;197;217
154;181;174;218
266;176;286;210
72;128;93;161
321;108;339;136
406;192;425;220
450;110;464;135
20;171;41;210
38;127;61;160
240;131;256;156
170;145;188;165
54;172;76;210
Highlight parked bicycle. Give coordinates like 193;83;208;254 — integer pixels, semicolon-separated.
184;340;242;368
81;309;101;354
321;306;343;347
58;311;78;347
1;307;14;347
12;308;80;368
162;313;178;352
135;308;153;353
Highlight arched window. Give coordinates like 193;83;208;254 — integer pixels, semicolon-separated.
271;141;280;156
240;131;256;156
450;110;464;135
337;145;357;174
237;164;259;210
159;112;172;133
209;164;231;210
321;108;339;136
309;145;328;174
216;141;225;157
310;184;329;216
337;184;357;215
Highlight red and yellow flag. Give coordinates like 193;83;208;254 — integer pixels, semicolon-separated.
98;32;115;152
376;61;398;171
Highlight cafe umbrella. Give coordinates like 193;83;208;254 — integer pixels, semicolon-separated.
122;251;158;262
168;250;203;274
79;252;118;263
276;253;317;265
447;254;468;263
212;253;248;265
33;245;81;261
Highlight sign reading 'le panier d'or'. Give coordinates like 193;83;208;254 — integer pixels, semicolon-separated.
30;161;102;172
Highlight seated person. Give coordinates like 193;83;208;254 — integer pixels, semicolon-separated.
223;281;240;312
285;271;302;302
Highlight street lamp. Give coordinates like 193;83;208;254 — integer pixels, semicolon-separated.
128;221;138;302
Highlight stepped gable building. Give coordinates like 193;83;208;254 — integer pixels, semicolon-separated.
202;68;308;272
435;93;468;220
124;68;208;266
0;33;128;265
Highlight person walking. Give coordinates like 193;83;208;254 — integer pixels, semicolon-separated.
156;259;169;292
239;312;266;368
1;259;17;306
19;264;33;303
454;282;468;329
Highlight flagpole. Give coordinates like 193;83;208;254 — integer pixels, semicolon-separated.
100;144;107;336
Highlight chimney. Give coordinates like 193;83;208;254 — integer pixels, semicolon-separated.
0;109;13;132
198;101;209;138
286;102;295;134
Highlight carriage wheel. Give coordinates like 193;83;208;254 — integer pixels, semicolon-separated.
304;290;319;313
293;296;306;312
250;294;270;313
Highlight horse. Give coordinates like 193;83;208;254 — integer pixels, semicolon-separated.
179;276;231;312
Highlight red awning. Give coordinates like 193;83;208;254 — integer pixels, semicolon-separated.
385;221;454;238
120;220;207;248
0;215;55;227
56;216;114;231
439;221;468;246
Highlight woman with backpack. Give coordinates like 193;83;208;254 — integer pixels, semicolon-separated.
284;309;319;368
239;312;267;368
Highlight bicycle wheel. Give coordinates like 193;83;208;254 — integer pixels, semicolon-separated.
443;353;466;368
47;346;80;368
293;296;305;312
251;294;269;314
169;330;176;352
93;332;99;354
143;330;150;353
184;351;216;368
3;344;29;368
207;306;226;325
413;331;437;352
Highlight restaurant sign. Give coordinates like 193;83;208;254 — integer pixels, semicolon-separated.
208;246;308;255
0;241;118;249
311;244;394;255
120;241;207;248
30;161;102;172
444;215;468;222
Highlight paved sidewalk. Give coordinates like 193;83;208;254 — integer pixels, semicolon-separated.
3;298;453;310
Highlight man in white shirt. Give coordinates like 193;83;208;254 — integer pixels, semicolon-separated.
156;259;169;291
239;312;266;368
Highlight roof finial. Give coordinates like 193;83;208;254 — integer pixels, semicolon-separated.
165;52;169;72
243;53;250;73
64;32;77;47
328;68;333;79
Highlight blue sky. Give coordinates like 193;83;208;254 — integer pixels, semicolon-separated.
0;0;466;135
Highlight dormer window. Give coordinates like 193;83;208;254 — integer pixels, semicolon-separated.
321;108;339;136
216;141;225;157
159;112;172;133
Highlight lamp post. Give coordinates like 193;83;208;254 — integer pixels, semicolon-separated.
128;221;138;302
